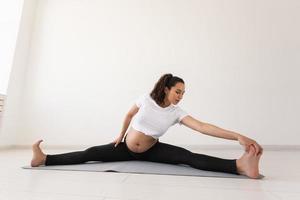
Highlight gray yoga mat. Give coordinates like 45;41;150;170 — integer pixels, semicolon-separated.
23;161;264;179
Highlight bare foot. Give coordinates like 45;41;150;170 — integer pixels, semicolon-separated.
31;140;46;167
236;145;262;179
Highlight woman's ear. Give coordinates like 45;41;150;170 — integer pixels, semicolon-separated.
164;87;170;94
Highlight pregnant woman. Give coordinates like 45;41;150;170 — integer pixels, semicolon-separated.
31;73;263;178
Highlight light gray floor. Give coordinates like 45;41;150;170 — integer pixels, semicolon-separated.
0;148;299;200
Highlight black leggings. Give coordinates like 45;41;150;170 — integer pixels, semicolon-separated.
45;138;238;174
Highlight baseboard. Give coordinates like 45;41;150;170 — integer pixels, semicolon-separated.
1;144;300;151
0;145;14;150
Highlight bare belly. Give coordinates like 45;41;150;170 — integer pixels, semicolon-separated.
125;127;158;153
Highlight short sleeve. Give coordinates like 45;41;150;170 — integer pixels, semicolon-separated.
176;107;189;125
135;94;147;108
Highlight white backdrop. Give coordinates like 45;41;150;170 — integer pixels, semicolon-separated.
1;0;300;147
0;0;24;95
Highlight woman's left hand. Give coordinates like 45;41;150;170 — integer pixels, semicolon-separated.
237;135;263;156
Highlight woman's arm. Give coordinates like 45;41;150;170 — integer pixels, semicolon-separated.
113;104;139;147
120;104;139;136
180;116;240;140
181;115;263;155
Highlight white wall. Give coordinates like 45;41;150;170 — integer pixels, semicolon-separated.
0;0;24;95
1;0;300;147
0;0;37;146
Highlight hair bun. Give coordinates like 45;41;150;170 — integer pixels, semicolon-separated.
165;74;173;85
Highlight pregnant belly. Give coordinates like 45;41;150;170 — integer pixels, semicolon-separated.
125;127;158;153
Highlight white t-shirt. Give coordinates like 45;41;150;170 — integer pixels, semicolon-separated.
131;94;189;139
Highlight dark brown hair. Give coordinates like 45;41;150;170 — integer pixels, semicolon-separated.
150;73;184;106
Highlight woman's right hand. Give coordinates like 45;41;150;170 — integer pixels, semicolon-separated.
237;135;263;156
113;135;124;147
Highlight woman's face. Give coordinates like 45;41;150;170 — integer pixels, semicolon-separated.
165;82;185;105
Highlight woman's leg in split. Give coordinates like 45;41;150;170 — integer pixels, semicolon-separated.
143;142;238;174
31;140;135;166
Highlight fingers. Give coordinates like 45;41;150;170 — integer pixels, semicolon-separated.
239;136;263;156
249;144;256;153
257;144;263;155
252;143;263;156
244;145;250;153
258;144;263;156
114;139;121;147
114;140;119;147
